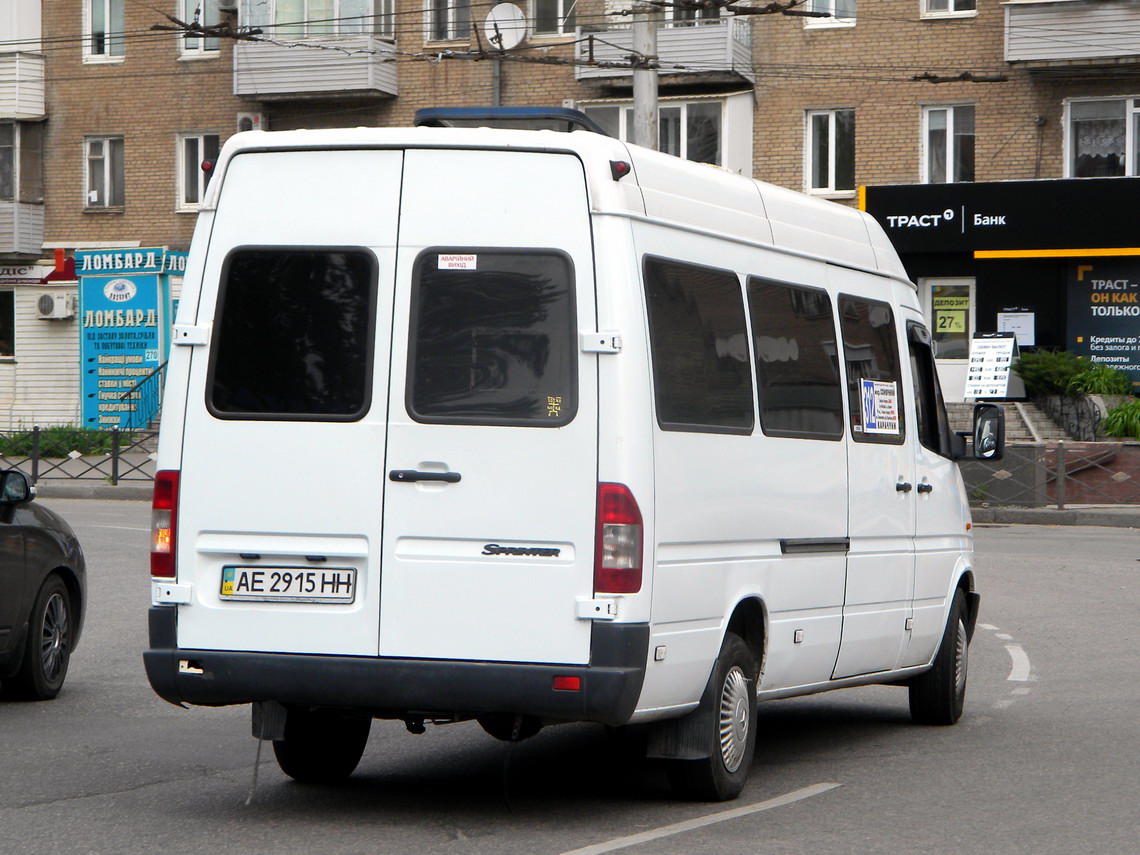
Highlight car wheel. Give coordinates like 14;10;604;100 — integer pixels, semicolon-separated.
272;707;371;783
909;588;969;725
6;575;73;701
666;632;758;801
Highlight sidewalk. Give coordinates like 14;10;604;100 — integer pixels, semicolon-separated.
31;480;1140;528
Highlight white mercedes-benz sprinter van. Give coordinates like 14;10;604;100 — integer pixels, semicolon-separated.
145;117;1003;801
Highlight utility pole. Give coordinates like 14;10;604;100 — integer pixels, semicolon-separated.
631;2;661;150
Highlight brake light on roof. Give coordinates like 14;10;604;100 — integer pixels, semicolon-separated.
151;470;180;578
595;483;643;594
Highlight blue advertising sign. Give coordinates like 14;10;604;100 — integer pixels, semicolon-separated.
1067;260;1140;388
76;248;171;429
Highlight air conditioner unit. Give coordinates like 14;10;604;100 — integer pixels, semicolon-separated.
217;0;239;13
236;112;265;133
36;293;77;320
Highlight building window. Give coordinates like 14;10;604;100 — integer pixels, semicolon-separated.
806;0;855;25
180;0;220;53
86;137;125;208
806;109;855;195
1;123;43;203
86;0;125;60
583;100;722;166
1;291;13;359
242;0;391;38
179;134;220;208
669;2;719;26
923;105;974;183
428;0;471;40
1066;98;1140;178
533;0;575;34
922;0;974;17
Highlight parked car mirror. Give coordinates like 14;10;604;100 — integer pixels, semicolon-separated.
972;404;1005;461
0;469;34;504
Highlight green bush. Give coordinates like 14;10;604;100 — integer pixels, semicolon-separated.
1013;350;1086;397
1065;362;1133;395
0;426;131;457
1103;399;1140;439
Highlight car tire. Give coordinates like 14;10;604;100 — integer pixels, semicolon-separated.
909;588;969;725
666;632;758;802
6;575;73;701
272;707;371;783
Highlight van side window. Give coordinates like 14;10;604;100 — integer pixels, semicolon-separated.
747;278;843;440
643;257;753;434
908;323;954;457
408;249;577;427
209;248;376;420
838;295;905;444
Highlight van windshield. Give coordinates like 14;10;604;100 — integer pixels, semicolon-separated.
208;248;376;420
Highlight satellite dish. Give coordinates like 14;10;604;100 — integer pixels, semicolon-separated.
484;3;526;51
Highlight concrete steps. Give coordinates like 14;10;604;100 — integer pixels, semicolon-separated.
946;400;1070;443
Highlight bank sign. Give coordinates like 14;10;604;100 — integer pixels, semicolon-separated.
76;248;187;429
1067;261;1140;387
863;179;1140;254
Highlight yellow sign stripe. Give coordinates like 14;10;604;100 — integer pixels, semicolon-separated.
974;248;1140;259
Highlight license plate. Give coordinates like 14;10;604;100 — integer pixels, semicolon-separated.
219;566;357;604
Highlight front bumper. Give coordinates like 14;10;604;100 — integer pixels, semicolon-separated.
143;606;649;727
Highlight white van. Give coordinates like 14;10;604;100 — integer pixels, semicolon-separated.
144;119;1003;801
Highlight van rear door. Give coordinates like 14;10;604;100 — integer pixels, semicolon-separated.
377;149;599;665
174;149;402;656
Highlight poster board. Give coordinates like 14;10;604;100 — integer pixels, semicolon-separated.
964;332;1018;400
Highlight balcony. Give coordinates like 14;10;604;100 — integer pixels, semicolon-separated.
233;35;398;100
1005;0;1140;69
0;202;44;256
575;18;755;85
0;52;44;118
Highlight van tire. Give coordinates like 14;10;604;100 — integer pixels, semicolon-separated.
272;708;371;783
5;575;72;701
665;632;757;802
909;589;969;725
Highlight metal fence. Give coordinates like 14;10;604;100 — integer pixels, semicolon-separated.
961;440;1140;508
0;426;158;485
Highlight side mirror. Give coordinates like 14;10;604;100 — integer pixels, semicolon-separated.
0;469;34;505
972;404;1005;461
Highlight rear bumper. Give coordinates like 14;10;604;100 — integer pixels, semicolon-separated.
143;606;649;727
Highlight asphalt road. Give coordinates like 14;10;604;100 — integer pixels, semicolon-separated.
2;500;1137;855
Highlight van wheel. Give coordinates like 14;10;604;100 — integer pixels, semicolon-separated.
272;708;371;783
6;575;72;701
909;589;969;725
666;632;758;802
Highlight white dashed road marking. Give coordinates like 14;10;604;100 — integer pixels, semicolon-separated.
560;783;842;855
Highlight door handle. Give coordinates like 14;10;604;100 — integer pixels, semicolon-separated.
917;482;933;494
895;481;913;493
389;470;462;484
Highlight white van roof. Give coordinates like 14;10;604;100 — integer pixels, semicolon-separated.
208;126;912;284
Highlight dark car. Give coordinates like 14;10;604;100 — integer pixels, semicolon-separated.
0;470;86;700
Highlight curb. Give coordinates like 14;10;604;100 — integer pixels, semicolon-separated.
34;482;153;502
972;506;1140;528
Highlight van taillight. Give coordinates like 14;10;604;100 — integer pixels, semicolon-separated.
595;483;643;594
151;470;180;578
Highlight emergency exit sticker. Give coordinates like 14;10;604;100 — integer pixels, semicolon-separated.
438;254;477;270
860;379;900;435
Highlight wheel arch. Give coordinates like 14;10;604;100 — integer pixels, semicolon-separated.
726;596;767;680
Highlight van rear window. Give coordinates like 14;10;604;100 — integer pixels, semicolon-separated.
408;250;577;427
208;248;376;420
